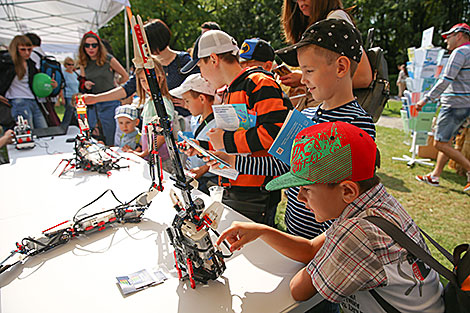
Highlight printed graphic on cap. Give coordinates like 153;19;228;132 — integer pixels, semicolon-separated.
240;42;251;54
290;123;352;183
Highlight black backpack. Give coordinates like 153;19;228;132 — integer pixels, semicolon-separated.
354;28;390;123
365;216;470;313
33;51;65;97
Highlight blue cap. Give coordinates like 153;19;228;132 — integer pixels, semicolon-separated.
240;38;275;62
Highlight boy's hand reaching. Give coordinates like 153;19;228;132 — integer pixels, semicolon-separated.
216;222;267;252
177;140;201;157
121;145;131;152
202;151;235;169
207;128;225;150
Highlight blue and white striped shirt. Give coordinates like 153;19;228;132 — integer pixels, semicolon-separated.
427;43;470;108
235;100;376;239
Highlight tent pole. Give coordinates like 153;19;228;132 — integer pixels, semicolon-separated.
124;9;129;72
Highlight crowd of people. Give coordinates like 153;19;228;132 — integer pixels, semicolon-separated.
1;0;470;312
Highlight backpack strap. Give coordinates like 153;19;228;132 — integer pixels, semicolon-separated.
364;216;458;286
419;227;454;264
369;289;402;313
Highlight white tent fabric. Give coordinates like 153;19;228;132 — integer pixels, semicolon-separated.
0;0;129;46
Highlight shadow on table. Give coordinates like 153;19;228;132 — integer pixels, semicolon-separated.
0;219;169;288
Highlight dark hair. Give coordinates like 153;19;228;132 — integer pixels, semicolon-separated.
101;38;114;56
201;51;239;65
25;33;41;46
201;21;221;31
144;19;171;53
281;0;354;44
327;149;381;193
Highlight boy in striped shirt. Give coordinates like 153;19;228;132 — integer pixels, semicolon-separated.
209;19;375;240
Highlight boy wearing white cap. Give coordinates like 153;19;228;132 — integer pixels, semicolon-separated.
170;74;217;194
114;104;141;152
181;30;292;226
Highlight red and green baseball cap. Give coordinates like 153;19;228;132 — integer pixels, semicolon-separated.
266;122;377;191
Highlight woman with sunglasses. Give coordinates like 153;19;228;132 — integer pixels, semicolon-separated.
59;57;79;128
279;0;372;89
0;35;48;129
78;31;129;145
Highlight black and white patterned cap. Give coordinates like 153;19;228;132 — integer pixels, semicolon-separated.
276;18;363;67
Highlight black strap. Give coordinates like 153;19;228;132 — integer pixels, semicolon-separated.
369;289;402;313
419;227;453;264
364;216;458;286
194;113;214;139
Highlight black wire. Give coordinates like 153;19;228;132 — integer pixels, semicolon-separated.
73;189;123;221
210;229;233;258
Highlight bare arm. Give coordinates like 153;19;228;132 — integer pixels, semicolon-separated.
109;57;129;84
352;49;373;89
290;268;318;301
82;86;127;105
216;222;325;264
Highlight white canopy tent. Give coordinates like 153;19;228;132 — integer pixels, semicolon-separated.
0;0;130;58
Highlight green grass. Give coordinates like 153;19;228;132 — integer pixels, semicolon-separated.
382;99;403;118
275;125;470;270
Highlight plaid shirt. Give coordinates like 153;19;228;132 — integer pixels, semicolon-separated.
306;183;443;312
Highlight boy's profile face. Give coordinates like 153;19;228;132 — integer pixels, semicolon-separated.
117;116;138;134
297;183;347;222
198;57;224;89
181;91;204;116
298;45;339;102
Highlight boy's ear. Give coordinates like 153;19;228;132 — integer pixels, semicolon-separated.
336;56;351;78
198;94;206;103
209;53;219;66
339;180;360;203
135;119;140;126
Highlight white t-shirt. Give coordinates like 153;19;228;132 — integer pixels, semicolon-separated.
327;9;354;25
5;70;35;99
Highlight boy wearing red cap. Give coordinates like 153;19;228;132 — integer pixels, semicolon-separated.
217;121;444;313
416;23;470;192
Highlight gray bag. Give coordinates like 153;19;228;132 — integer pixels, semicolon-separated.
354;28;390;123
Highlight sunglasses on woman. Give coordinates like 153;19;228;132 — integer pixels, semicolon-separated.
65;63;74;66
84;43;98;48
19;47;32;52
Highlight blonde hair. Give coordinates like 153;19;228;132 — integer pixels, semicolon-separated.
281;0;354;44
63;57;75;67
78;33;108;68
8;35;32;80
135;56;170;105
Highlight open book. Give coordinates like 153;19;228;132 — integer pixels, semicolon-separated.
268;109;314;165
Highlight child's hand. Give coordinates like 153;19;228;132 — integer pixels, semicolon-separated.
81;94;98;105
206;128;225;150
279;72;303;87
216;221;267;252
122;145;131;152
202;151;235;169
178;140;201;157
84;81;95;90
189;165;209;179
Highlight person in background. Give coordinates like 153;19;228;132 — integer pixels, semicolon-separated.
0;35;48;129
416;23;470;192
81;19;199;126
396;63;408;97
132;56;176;173
60;57;79;127
170;73;217;194
114;104;141;152
78;31;129;145
24;33;45;70
279;0;372;90
201;21;221;34
239;38;275;71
